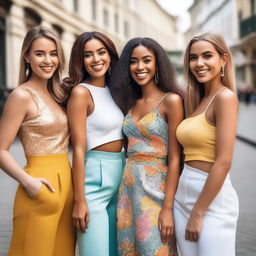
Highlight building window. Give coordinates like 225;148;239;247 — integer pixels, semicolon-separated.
92;0;97;21
24;7;42;30
103;8;109;27
114;13;119;32
52;24;63;39
124;20;129;38
0;17;6;88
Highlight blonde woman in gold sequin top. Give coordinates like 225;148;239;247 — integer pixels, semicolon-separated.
0;26;75;256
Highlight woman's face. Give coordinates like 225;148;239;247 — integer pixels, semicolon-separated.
25;37;59;81
129;45;156;87
83;38;111;80
189;40;226;85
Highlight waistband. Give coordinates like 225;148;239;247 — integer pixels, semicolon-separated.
86;150;124;160
127;154;166;163
183;164;231;181
26;153;69;165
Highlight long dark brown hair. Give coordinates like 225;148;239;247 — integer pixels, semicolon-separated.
61;31;119;106
19;26;66;104
109;37;182;115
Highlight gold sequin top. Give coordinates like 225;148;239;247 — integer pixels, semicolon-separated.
18;86;70;156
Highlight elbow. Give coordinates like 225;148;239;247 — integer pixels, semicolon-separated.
215;159;232;172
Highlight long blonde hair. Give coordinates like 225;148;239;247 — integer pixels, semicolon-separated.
19;26;66;104
184;32;235;116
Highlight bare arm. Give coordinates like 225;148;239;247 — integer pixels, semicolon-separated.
185;89;238;241
67;85;92;233
0;88;54;197
158;93;184;243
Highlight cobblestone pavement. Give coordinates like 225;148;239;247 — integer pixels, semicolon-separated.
0;102;256;256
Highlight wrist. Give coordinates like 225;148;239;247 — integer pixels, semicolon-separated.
20;174;33;188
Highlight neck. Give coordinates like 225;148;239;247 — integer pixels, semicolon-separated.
203;76;224;96
86;76;106;87
28;75;49;94
141;81;163;100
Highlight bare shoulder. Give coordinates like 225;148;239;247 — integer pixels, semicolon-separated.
215;88;238;108
69;85;92;102
163;93;183;108
6;86;32;105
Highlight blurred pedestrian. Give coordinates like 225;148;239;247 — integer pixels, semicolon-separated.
111;37;183;255
62;31;124;256
174;32;239;256
0;26;76;256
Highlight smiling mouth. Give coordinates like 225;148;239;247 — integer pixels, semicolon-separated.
40;66;54;72
196;70;209;75
135;72;147;79
91;64;104;71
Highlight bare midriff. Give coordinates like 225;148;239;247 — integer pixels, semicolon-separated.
186;160;214;173
92;139;123;152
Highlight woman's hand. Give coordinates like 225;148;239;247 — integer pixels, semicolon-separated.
72;200;89;233
24;176;55;198
158;205;174;244
185;211;203;242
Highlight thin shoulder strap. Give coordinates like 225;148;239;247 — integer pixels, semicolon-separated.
204;87;225;113
156;93;171;109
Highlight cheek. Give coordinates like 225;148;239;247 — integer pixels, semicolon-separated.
83;59;90;71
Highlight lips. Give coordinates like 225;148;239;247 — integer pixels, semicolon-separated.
91;64;104;71
196;69;209;75
40;66;54;73
135;72;147;79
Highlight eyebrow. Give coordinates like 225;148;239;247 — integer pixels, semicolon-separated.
190;51;213;55
84;47;106;53
130;55;153;59
34;49;57;53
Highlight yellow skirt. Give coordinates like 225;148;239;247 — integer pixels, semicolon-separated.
8;153;76;256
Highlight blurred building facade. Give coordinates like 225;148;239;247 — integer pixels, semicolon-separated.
186;0;256;92
0;0;182;94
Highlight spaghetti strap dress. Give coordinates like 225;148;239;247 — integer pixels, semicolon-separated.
117;98;178;256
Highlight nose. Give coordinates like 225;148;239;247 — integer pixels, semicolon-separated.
137;60;144;70
92;53;100;63
196;57;204;67
44;54;52;64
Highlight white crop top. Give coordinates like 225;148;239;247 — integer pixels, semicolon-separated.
80;83;124;151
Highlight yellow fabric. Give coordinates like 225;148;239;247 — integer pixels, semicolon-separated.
8;154;76;256
176;113;216;163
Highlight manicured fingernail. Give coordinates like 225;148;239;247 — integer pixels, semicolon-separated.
52;189;55;192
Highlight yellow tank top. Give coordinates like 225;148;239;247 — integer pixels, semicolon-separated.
176;88;224;163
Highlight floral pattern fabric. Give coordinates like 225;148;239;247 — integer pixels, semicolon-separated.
117;109;178;256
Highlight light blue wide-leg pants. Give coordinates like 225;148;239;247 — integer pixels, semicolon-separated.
77;150;124;256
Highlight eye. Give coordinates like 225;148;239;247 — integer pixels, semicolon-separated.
144;58;151;64
99;50;106;56
83;53;92;58
189;55;197;61
51;52;58;57
35;52;44;57
130;59;137;65
204;54;212;59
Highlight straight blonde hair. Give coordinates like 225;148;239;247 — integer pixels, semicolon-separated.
184;32;235;116
19;26;66;104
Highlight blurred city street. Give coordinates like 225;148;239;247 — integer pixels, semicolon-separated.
0;102;255;256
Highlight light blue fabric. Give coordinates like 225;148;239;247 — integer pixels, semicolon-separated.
77;150;125;256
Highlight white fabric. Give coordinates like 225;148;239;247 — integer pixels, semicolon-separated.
80;83;124;151
173;164;239;256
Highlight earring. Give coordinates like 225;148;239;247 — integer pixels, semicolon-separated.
25;62;30;77
220;66;225;77
154;70;159;84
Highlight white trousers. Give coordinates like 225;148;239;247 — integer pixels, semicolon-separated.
173;164;239;256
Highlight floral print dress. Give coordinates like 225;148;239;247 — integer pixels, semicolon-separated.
117;104;178;256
